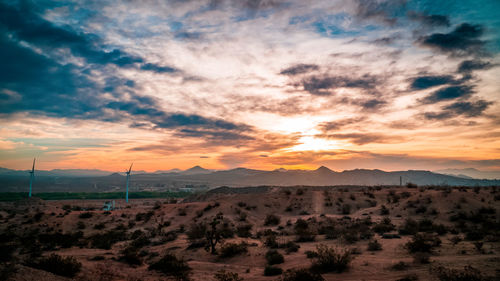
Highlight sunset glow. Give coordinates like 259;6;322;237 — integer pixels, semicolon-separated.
0;0;499;173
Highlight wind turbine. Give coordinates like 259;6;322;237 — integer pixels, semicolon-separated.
29;158;35;197
125;163;133;203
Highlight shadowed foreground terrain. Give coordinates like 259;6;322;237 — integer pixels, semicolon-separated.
1;185;499;281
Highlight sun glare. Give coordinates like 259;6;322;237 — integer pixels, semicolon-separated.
287;136;340;151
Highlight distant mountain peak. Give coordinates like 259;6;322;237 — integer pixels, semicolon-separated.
186;165;207;171
316;165;332;172
182;165;212;175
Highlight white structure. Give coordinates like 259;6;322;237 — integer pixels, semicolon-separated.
125;163;133;203
29;158;35;197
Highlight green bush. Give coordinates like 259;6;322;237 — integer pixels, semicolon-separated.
266;250;284;265
30;254;81;278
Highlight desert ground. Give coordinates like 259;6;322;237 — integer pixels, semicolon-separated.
1;185;499;281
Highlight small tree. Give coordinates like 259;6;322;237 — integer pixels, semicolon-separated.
206;213;224;254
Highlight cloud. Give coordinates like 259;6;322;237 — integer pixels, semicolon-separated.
280;64;319;76
316;133;403;145
420;85;474;104
353;0;406;25
0;1;176;71
372;35;400;45
300;74;378;96
317;117;367;132
409;75;456;90
418;23;487;56
423;99;492;120
140;63;177;73
407;11;450;27
457;59;494;73
443;100;493;118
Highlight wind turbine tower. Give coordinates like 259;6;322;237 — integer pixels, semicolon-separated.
29;158;35;197
125;163;133;203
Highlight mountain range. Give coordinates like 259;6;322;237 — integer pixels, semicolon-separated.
0;165;499;192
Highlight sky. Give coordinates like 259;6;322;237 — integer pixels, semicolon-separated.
0;0;499;172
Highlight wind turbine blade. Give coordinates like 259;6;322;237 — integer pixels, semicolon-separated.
129;163;133;173
32;158;36;172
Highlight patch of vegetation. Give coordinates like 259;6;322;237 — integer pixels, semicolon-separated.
0;191;190;201
310;244;353;273
391;261;410;271
280;268;325;281
149;253;191;281
367;240;382;251
433;265;491;281
294;219;316;242
119;245;142;266
37;231;83;249
214;269;244;281
266;250;284;265
29;254;81;278
219;242;248;258
89;228;128;249
372;217;395;234
236;224;253;238
264;214;281;226
78;212;93;219
405;234;441;254
264;265;283;276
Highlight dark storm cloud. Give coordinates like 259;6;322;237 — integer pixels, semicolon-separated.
280;64;319;76
301;74;378;96
407;11;450;27
423;100;492;120
0;1;177;71
420;85;474;104
457;60;494;73
409;75;456;90
418;23;487;56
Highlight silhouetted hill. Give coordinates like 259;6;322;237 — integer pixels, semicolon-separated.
1;166;499;192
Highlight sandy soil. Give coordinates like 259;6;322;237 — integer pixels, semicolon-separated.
1;185;499;281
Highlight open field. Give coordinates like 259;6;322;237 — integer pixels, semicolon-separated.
0;191;191;202
1;185;499;281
